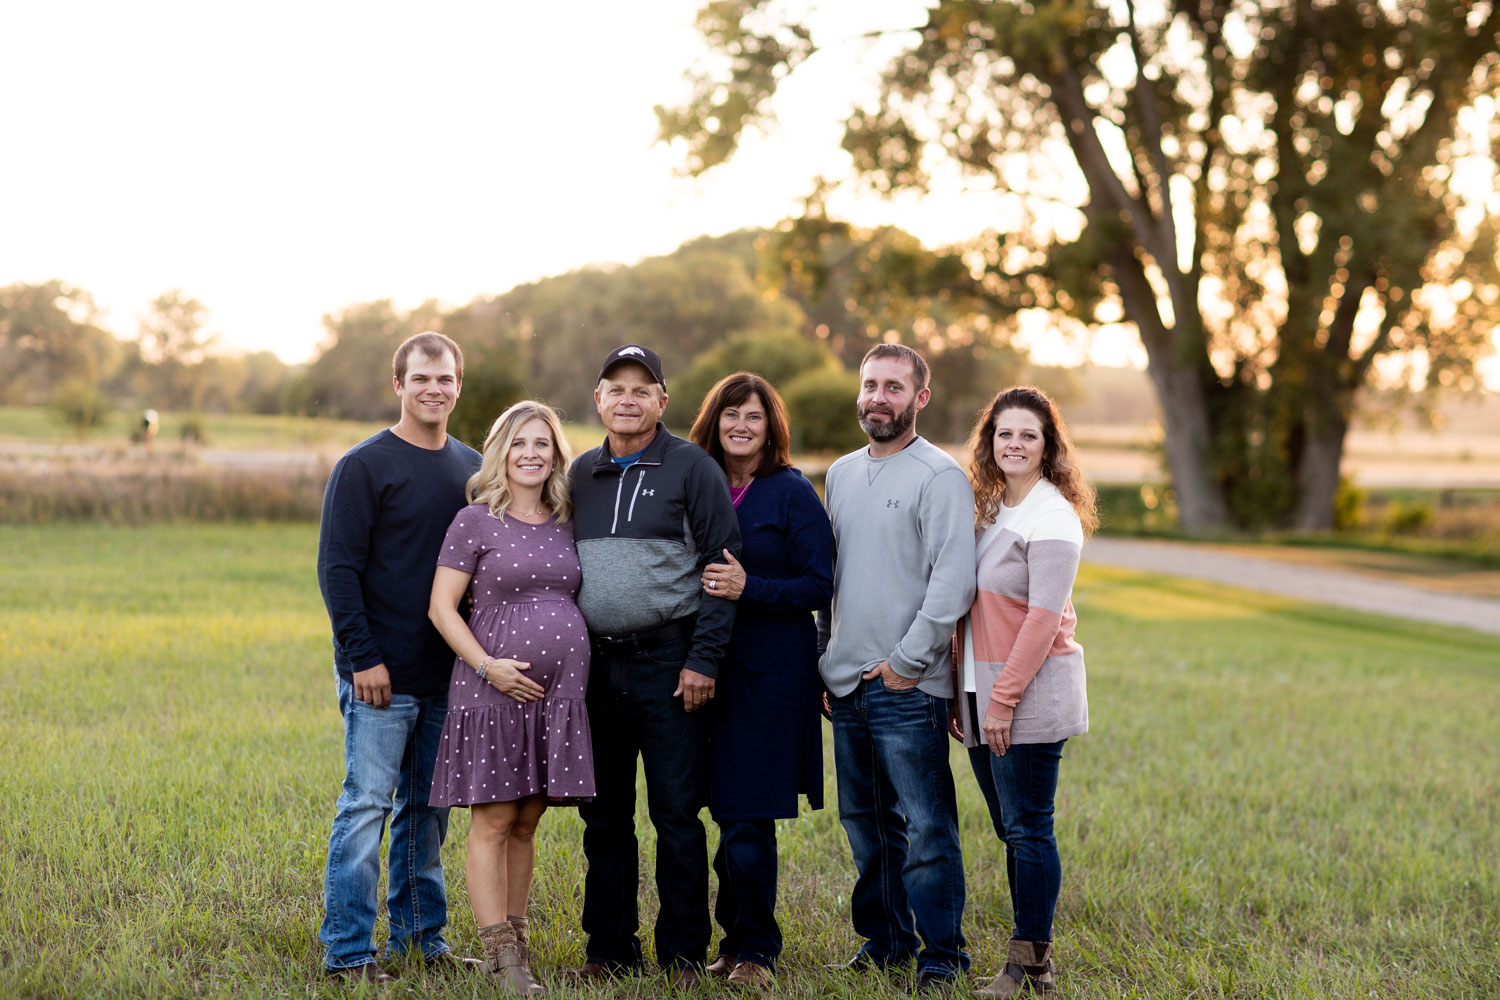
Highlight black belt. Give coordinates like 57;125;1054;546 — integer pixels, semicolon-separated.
590;615;697;656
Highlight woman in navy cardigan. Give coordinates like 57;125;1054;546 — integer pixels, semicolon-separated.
689;371;834;988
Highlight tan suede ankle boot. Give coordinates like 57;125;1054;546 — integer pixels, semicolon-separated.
478;921;544;995
976;939;1055;997
507;914;531;966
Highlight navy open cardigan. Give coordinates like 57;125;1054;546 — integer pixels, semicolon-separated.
709;466;834;821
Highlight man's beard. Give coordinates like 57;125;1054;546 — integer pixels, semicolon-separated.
858;398;917;442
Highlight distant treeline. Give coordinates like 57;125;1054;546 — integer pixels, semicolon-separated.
2;226;1121;450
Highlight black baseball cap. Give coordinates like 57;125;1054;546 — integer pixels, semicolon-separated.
597;344;666;389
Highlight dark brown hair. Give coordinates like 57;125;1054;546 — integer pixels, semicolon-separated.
965;385;1098;536
689;372;793;478
860;342;930;392
393;331;464;384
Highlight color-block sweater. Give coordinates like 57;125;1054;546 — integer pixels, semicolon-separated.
568;423;741;680
954;479;1089;746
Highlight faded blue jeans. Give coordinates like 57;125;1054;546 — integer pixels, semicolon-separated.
319;675;451;971
831;679;969;981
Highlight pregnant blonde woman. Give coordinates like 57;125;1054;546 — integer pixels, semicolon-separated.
428;401;594;995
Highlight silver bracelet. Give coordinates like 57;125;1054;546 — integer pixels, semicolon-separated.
475;656;495;681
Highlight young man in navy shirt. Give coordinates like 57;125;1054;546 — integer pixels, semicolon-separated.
316;332;482;982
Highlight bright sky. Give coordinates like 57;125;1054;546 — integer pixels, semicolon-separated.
1;2;1491;385
3;1;1037;362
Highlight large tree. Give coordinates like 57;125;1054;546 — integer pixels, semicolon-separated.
137;290;218;411
659;0;1500;530
0;281;120;404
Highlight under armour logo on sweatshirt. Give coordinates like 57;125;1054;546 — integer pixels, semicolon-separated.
887;499;901;508
641;489;655;496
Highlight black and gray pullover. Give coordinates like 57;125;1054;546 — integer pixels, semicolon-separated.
569;423;742;679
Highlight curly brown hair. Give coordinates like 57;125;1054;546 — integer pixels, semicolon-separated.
965;386;1098;536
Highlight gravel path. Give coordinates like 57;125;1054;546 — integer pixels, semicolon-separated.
1083;537;1500;637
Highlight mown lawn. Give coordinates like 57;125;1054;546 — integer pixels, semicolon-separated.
1;524;1495;999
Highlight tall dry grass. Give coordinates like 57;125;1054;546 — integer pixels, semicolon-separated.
0;453;331;524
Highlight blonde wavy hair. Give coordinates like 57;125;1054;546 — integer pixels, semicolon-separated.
966;386;1098;537
467;401;574;523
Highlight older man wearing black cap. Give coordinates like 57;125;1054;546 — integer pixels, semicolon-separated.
567;344;742;987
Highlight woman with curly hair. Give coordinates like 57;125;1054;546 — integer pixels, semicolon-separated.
428;400;592;994
952;386;1097;998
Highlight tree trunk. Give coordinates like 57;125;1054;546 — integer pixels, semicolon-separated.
1291;409;1348;531
1145;361;1231;532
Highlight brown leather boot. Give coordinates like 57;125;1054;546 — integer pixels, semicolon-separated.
976;939;1055;997
478;921;545;995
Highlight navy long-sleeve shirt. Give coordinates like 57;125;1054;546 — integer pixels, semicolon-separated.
317;430;481;697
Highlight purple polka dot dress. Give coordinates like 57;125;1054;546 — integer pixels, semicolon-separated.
429;504;594;805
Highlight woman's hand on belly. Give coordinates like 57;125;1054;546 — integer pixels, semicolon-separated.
487;659;547;703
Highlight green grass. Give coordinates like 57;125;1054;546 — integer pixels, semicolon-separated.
0;403;611;458
0;404;388;451
1;525;1496;998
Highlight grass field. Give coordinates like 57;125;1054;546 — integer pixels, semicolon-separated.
0;405;613;458
1;525;1497;999
0;404;389;451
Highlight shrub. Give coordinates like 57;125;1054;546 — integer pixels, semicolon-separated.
1383;500;1433;535
49;379;112;439
674;329;843;418
448;362;526;451
782;366;865;454
1095;482;1180;533
1333;477;1368;531
177;416;206;444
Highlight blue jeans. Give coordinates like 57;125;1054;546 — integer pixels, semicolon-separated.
320;676;451;971
580;634;711;971
831;679;968;980
712;819;780;969
967;738;1066;943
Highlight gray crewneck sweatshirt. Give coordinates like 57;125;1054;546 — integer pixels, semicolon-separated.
816;436;977;699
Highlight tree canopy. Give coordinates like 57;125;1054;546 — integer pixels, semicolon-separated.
659;0;1500;530
0;281;119;405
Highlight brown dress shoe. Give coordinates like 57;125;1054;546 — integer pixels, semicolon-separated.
564;961;620;982
706;954;734;978
666;966;703;989
328;963;396;984
727;960;773;989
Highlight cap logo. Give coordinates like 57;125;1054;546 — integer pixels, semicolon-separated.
618;346;646;358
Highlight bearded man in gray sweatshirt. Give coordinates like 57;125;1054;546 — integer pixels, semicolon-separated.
817;343;977;993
